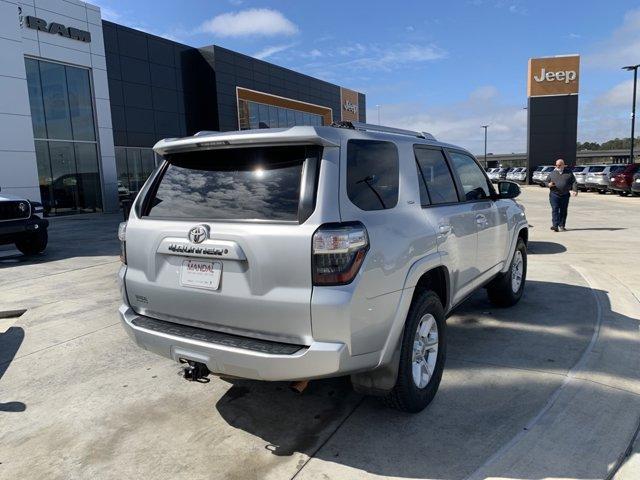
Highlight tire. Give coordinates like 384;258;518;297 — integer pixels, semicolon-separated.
15;229;48;256
597;189;606;195
487;237;527;308
384;291;446;413
618;191;628;197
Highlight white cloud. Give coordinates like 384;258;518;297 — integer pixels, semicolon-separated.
253;44;295;60
199;9;298;38
578;80;635;143
585;8;640;69
315;43;446;74
302;49;323;59
90;1;121;22
592;80;634;108
369;87;527;155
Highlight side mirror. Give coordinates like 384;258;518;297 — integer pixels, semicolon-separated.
497;180;521;199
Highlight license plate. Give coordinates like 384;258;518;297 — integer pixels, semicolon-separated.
180;259;222;290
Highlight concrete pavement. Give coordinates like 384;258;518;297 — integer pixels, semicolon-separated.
0;187;638;480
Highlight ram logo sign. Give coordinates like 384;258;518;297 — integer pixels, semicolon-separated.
24;15;92;43
528;55;580;97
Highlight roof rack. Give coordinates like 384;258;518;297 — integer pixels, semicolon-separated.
193;130;220;137
331;121;436;141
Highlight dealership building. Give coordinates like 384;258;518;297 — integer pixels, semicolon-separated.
0;0;366;216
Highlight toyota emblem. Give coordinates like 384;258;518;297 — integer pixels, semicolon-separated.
188;225;209;244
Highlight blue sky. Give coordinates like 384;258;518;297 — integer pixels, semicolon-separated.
94;0;640;154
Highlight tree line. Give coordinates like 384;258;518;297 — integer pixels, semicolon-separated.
577;137;639;151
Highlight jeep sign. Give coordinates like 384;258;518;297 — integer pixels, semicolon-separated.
340;87;360;122
528;55;579;97
24;15;91;43
533;68;577;84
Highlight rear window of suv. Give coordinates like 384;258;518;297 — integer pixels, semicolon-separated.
589;166;605;172
146;146;314;221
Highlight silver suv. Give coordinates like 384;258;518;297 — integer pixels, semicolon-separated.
117;123;528;412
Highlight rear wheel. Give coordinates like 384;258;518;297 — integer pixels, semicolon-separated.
618;191;628;197
487;238;527;307
384;291;446;413
597;189;606;194
15;230;48;256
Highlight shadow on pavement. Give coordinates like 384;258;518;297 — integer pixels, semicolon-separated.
0;326;26;413
527;241;567;254
0;214;121;268
215;279;639;479
565;227;627;232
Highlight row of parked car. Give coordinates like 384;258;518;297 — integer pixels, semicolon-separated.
487;164;640;196
531;163;640;196
486;167;528;183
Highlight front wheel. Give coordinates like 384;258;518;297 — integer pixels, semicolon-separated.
487;238;527;307
15;230;48;256
384;291;446;413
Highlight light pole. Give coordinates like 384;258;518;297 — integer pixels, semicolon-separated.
623;64;639;164
376;104;381;124
481;125;489;168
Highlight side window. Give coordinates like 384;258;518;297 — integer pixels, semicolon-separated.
448;151;491;201
347;140;399;211
414;147;459;205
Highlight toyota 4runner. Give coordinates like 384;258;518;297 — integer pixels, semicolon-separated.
118;123;528;412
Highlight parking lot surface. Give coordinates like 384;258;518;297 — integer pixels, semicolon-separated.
1;187;639;480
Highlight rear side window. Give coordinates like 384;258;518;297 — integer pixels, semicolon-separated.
347;140;399;211
448;151;491;201
146;146;314;221
610;165;626;173
415;147;459;205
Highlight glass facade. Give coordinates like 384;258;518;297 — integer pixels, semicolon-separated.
25;58;102;216
238;99;324;130
115;147;157;200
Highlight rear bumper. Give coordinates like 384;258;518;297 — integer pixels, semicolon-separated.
585;182;608;189
609;184;631;192
119;304;377;381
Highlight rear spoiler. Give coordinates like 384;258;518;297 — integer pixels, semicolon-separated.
153;126;339;156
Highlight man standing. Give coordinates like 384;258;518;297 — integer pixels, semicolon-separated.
547;159;578;232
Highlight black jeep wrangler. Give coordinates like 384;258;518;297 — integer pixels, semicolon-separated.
0;188;48;256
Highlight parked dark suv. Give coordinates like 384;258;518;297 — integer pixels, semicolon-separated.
610;164;640;196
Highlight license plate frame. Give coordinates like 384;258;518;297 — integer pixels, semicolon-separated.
180;258;222;291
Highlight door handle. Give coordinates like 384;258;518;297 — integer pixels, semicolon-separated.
438;225;452;235
476;214;487;225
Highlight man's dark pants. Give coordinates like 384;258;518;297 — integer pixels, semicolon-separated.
549;192;570;228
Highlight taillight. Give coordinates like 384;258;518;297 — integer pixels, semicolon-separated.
118;222;127;264
312;223;369;286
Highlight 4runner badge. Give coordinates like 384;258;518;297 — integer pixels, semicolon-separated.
188;225;209;244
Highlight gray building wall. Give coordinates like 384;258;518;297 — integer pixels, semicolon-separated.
208;45;366;132
103;21;218;148
0;0;117;211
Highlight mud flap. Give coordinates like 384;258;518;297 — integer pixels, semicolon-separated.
350;338;402;396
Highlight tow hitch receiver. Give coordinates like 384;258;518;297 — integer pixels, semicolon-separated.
179;359;211;383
